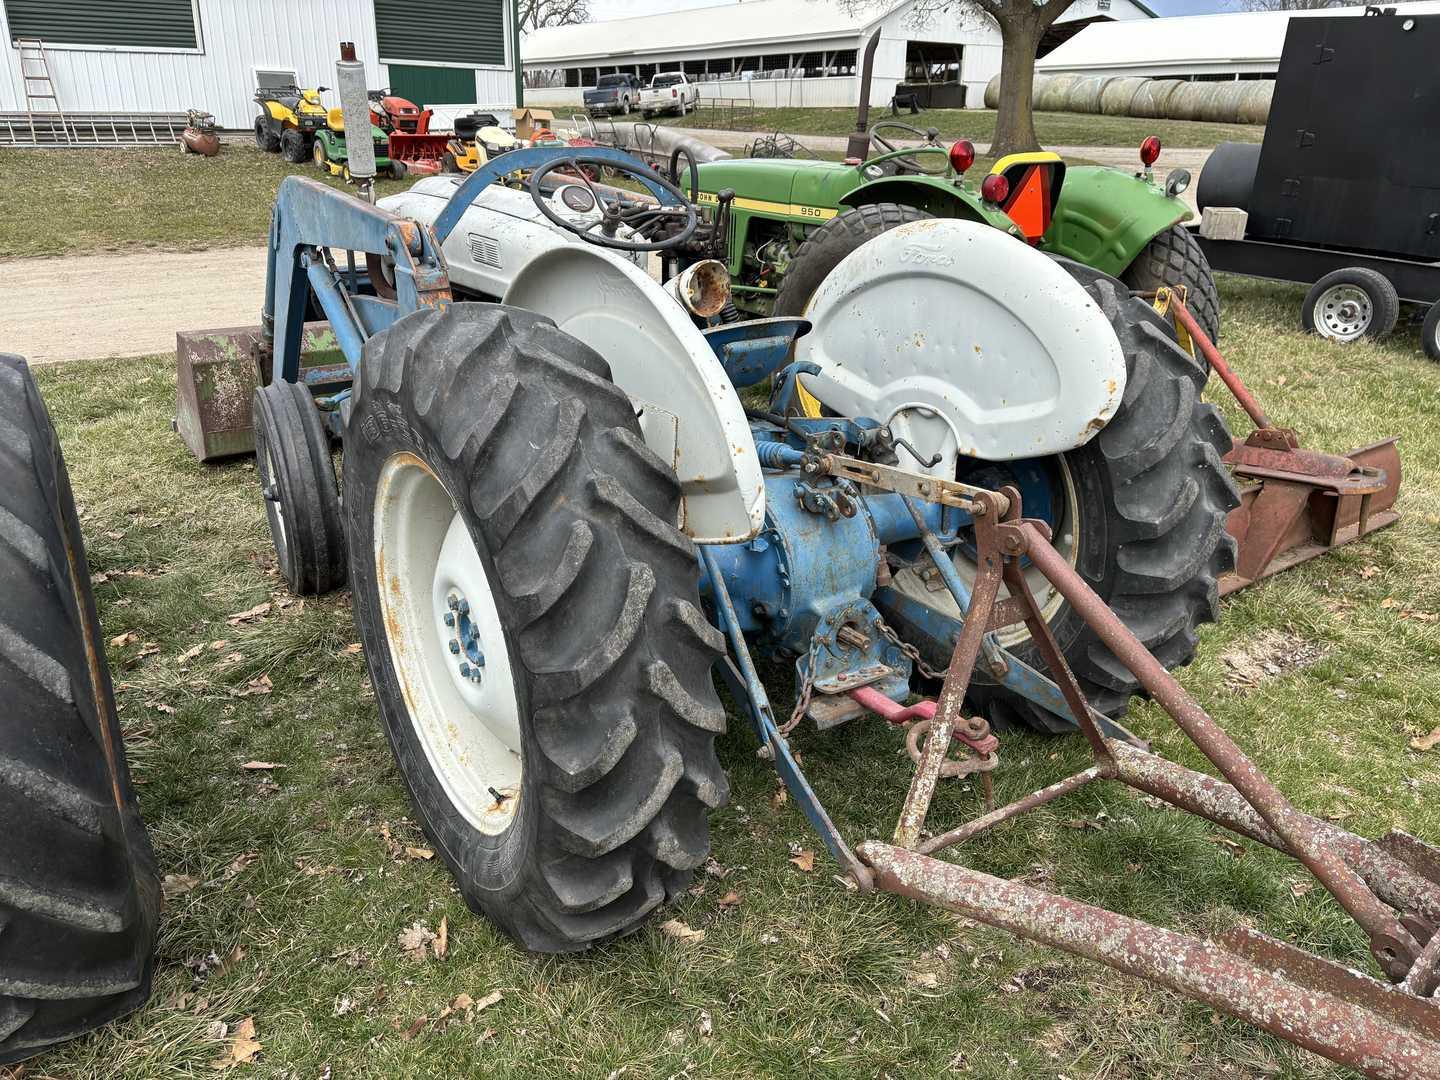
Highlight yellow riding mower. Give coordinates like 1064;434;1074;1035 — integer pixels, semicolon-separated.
254;83;329;163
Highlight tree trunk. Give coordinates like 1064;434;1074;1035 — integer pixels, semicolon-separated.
990;15;1045;159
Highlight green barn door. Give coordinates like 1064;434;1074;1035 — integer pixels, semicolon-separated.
385;64;479;106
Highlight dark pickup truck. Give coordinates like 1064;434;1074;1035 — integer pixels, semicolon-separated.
584;73;643;117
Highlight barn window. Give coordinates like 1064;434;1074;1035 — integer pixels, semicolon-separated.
4;0;199;50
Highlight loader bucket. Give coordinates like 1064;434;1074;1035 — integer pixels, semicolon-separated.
174;323;349;461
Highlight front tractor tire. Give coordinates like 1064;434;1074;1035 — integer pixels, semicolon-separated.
344;304;729;952
1120;224;1222;345
0;356;160;1064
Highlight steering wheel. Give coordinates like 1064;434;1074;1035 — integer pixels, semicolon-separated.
867;121;946;176
530;154;698;253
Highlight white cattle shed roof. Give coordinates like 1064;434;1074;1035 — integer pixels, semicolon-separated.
524;0;894;64
525;0;1150;66
1037;1;1440;76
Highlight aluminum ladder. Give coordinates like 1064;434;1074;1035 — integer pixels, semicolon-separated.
16;37;71;145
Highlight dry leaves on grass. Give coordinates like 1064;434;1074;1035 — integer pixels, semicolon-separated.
208;1017;261;1070
162;873;201;900
789;849;815;872
1219;629;1328;692
717;891;742;910
109;631;139;648
1411;726;1440;753
231;675;273;698
659;919;705;944
226;602;272;627
398;921;448;961
239;760;283;771
178;642;206;665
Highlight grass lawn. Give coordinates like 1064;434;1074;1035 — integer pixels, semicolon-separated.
16;277;1440;1079
0;146;416;260
655;106;1265;148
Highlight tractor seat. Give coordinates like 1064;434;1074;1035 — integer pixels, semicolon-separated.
989;152;1066;243
325;107;346;132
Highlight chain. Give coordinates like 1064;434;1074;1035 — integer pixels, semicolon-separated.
780;639;821;735
875;615;947;681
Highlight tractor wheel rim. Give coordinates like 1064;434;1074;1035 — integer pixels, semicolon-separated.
1316;284;1373;341
374;453;523;835
948;456;1079;648
263;446;288;553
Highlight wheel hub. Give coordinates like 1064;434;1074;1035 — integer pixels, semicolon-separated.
1317;284;1373;341
442;593;485;684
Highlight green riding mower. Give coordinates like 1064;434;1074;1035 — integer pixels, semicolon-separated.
254;83;330;164
312;106;405;181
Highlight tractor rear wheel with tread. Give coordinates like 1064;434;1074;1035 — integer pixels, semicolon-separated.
0;355;159;1065
253;381;346;596
343;303;728;953
1121;224;1222;345
774;203;933;318
880;265;1240;734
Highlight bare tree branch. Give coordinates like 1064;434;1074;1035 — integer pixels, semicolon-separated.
519;0;591;32
1241;0;1348;10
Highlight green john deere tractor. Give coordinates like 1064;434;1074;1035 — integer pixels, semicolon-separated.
677;30;1219;360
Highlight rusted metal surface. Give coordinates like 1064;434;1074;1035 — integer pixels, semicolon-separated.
859;842;1440;1080
1164;296;1403;595
1106;740;1440;922
174;323;346;461
917;766;1102;855
1023;521;1421;976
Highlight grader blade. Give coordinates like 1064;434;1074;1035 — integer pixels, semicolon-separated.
852;486;1440;1079
1164;295;1402;594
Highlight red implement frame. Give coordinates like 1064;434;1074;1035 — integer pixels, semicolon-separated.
1161;291;1402;595
852;486;1440;1079
388;132;451;176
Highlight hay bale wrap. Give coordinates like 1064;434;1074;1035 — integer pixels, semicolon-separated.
1035;72;1081;111
1099;76;1147;116
1130;79;1182;119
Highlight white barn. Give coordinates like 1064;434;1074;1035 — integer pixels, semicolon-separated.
523;0;1153;111
1037;0;1440;81
0;0;519;131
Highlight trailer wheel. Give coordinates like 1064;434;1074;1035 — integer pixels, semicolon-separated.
344;304;728;953
1120;224;1222;345
1302;268;1399;342
879;266;1239;734
280;129;309;164
1424;300;1440;362
253;381;346;596
254;117;279;153
0;355;160;1065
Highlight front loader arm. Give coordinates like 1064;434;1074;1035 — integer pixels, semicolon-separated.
262;176;451;384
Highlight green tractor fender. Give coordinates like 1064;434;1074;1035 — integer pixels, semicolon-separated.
315;128;345;160
839;175;1016;233
1041;165;1191;278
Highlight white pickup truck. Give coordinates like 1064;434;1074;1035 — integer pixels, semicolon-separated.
639;71;700;118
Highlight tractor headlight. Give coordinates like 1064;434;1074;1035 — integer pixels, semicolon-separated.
1165;168;1192;199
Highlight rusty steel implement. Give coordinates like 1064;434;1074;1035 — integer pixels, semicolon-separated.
1164;293;1402;595
854;486;1440;1079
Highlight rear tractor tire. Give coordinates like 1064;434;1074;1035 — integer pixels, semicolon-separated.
0;355;159;1065
1120;224;1222;346
253;380;346;596
774;202;933;319
343;303;729;952
877;265;1240;734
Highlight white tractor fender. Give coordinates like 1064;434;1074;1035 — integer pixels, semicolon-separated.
796;219;1127;473
504;246;764;545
